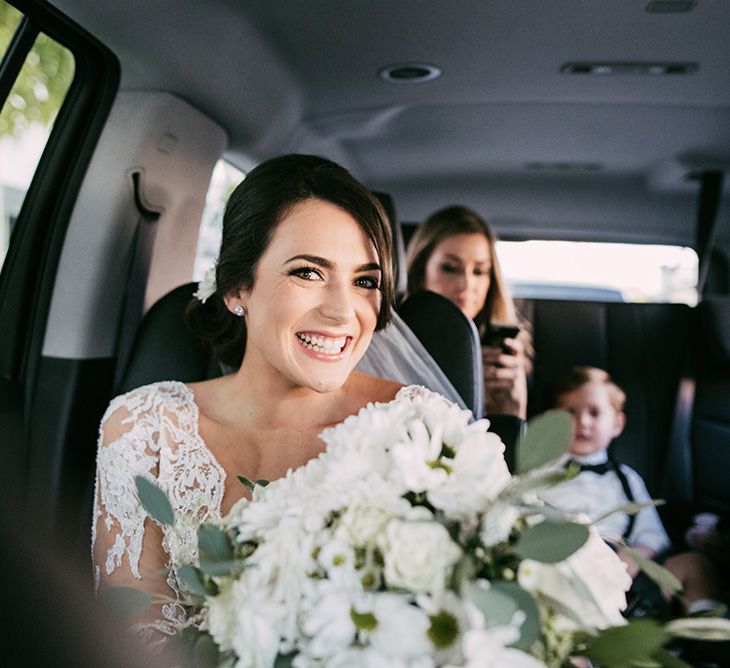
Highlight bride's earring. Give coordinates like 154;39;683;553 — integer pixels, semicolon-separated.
234;305;245;317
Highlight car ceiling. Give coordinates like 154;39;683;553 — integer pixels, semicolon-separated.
49;0;730;245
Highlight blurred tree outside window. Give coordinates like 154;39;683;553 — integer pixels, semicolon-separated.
0;0;75;270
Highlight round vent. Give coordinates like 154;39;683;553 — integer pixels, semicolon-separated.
378;63;442;84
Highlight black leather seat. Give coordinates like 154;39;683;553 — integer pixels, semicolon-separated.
398;290;483;415
117;282;223;394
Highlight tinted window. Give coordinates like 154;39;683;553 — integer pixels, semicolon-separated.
0;0;75;270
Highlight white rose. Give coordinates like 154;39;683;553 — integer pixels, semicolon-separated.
337;504;394;545
380;519;462;594
517;525;632;631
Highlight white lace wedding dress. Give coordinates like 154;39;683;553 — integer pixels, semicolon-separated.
92;380;435;644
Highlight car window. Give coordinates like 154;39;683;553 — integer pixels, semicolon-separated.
497;240;698;305
0;0;75;271
193;159;245;280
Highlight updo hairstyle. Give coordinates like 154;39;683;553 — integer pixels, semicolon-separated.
186;154;394;368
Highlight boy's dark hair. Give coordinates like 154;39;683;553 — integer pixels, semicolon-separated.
551;366;626;412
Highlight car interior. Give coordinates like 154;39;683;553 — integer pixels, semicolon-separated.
1;0;729;610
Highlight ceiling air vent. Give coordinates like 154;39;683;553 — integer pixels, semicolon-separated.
378;63;442;84
525;162;604;172
561;61;698;76
645;1;696;13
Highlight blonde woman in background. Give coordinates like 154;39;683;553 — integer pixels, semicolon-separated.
406;205;532;419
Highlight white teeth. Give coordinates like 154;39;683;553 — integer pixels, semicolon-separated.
297;333;347;353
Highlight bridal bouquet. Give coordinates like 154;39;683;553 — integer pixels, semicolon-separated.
122;391;728;667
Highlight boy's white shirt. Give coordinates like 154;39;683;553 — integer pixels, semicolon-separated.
540;450;671;553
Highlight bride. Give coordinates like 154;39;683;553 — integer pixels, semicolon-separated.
92;154;444;645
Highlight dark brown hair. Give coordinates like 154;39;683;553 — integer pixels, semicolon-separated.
186;154;393;367
551;366;626;412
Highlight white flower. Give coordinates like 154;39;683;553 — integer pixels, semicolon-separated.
448;624;546;668
480;501;521;547
299;581;357;659
380;519;462;595
517;523;632;631
368;593;432;660
427;432;511;519
390;418;450;492
193;266;217;303
206;569;283;668
335;498;409;546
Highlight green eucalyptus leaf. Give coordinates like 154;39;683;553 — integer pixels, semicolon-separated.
649;649;692;668
665;616;730;641
461;581;539;651
503;466;578;499
594;500;665;525
237;475;256;492
618;544;682;595
193;633;221;668
177;564;218;597
492;582;540;651
514;520;589;563
462;581;518;626
134;475;175;526
516;410;573;474
198;559;249;577
198;523;234;562
584;619;667;667
256;479;270;487
98;586;151;617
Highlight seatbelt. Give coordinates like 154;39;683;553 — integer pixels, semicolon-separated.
113;171;162;392
607;453;637;541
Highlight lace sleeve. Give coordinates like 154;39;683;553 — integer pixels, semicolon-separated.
91;387;184;646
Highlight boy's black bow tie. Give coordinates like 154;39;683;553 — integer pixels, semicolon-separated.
566;460;612;475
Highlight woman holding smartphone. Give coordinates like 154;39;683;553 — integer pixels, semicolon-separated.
406;205;531;419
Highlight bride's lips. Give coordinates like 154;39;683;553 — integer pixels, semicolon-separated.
295;331;352;361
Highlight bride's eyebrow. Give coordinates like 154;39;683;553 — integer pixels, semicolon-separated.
285;254;381;273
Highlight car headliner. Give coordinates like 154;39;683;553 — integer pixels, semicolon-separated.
48;0;730;246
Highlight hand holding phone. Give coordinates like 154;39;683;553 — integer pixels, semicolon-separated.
482;322;522;351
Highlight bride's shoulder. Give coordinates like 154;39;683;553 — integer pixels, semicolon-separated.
99;380;195;436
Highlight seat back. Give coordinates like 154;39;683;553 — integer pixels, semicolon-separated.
692;296;730;513
398;290;484;418
519;298;692;495
117;282;223;393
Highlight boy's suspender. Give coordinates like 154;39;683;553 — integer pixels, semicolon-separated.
607;454;636;541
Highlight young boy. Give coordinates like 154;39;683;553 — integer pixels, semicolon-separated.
540;366;722;618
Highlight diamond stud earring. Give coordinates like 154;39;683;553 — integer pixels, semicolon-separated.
234;305;245;317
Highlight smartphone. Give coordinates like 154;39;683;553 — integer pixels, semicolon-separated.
482;322;522;349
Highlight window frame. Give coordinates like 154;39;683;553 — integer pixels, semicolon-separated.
0;0;120;396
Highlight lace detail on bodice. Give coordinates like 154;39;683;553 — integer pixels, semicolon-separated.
91;382;437;639
92;381;226;589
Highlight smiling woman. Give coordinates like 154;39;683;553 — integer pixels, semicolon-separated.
91;153;421;647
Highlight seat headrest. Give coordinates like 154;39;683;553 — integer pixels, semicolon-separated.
372;191;407;297
117;282;223;394
398;290;484;417
699;295;730;370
